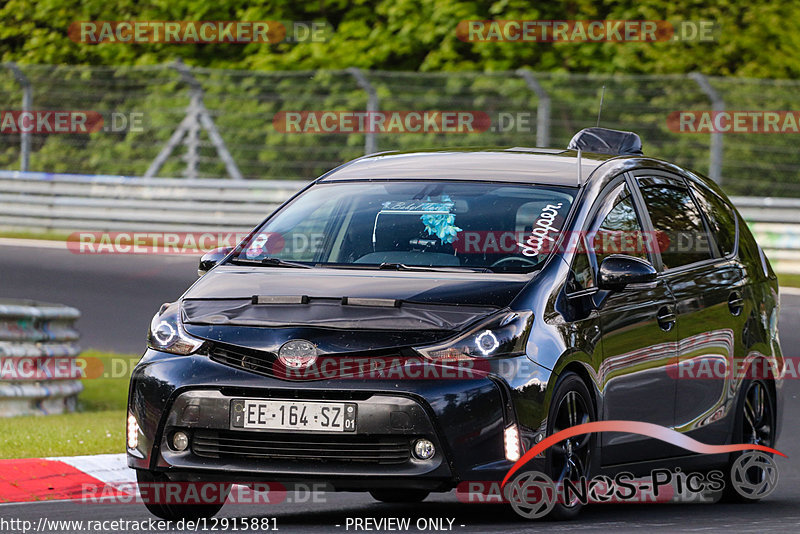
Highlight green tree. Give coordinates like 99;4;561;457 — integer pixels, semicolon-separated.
2;0;799;77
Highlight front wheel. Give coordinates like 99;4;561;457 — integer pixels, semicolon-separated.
137;470;227;521
544;372;595;520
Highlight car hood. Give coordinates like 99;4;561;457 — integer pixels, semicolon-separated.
180;265;531;353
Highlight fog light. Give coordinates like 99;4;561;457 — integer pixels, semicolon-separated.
172;431;189;452
413;439;435;460
127;413;139;449
504;425;521;462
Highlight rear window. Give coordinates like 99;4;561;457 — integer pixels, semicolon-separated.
689;184;737;257
234;181;576;273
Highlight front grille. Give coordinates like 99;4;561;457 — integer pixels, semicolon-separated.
208;343;413;383
192;430;412;465
209;344;277;378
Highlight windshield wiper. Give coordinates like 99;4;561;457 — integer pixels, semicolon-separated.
229;257;313;269
376;262;492;273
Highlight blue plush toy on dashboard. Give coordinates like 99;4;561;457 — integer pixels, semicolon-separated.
420;195;462;245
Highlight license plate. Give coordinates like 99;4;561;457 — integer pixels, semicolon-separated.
230;399;357;432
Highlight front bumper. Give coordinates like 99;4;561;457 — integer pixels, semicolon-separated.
127;350;538;490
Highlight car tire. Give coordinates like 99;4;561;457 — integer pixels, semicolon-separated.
137;470;227;520
720;378;777;503
543;372;595;520
369;489;430;503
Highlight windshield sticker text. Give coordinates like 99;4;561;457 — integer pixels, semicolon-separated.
518;203;563;257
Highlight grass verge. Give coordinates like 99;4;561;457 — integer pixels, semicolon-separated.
778;273;800;289
0;351;139;459
0;230;72;241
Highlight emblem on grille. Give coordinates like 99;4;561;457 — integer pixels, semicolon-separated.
278;339;318;369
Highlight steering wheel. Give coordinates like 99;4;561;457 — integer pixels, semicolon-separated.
490;256;539;268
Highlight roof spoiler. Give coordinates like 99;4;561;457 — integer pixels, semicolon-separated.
567;127;643;156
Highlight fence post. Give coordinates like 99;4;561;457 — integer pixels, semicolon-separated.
5;62;32;172
146;59;244;180
516;69;551;148
689;72;724;184
183;92;201;180
347;68;379;155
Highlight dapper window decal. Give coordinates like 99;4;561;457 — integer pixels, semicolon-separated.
518;202;564;257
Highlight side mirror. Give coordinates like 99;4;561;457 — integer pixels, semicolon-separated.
597;254;657;292
198;246;233;276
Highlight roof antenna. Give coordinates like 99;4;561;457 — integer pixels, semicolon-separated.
596;85;606;127
576;148;582;183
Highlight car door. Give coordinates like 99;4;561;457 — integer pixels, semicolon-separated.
576;175;680;465
634;172;742;446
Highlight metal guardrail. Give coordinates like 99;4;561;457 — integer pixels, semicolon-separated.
0;300;82;417
730;196;800;274
0;170;305;233
0;171;799;272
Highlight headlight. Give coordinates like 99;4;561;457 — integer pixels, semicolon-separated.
415;310;533;361
147;301;204;355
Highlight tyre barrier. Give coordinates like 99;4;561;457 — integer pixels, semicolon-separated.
0;300;82;417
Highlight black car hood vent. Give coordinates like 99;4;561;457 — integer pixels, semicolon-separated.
182;297;499;331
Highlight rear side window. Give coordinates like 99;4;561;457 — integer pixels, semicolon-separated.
637;176;713;270
689;184;737;257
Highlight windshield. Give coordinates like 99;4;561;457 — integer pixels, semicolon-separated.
232;181;575;273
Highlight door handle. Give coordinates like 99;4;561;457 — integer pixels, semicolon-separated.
657;306;676;332
728;291;744;316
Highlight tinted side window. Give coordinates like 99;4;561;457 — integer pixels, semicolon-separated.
569;238;593;292
690;184;737;257
568;182;646;292
637;177;713;270
593;184;648;268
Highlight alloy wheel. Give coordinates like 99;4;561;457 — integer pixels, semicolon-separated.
551;388;592;507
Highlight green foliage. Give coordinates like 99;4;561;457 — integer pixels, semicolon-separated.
2;0;799;76
1;1;800;195
0;410;125;458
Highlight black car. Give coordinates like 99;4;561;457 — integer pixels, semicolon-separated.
128;128;783;520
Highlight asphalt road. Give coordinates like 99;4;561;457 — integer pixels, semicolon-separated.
0;239;200;354
1;240;799;533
